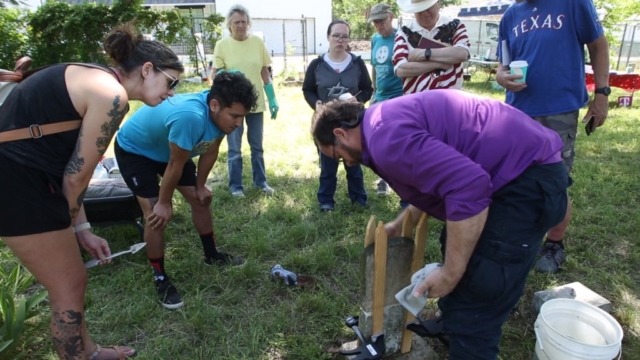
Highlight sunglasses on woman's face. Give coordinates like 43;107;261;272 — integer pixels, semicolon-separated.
156;67;180;90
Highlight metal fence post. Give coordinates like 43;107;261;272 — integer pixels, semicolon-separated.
283;20;287;72
616;23;628;71
301;15;308;71
625;25;637;70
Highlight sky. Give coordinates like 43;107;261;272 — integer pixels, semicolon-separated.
11;0;42;9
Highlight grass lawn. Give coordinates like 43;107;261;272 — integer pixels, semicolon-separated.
2;73;640;359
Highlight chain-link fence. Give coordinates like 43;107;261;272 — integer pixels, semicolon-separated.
611;23;640;71
164;16;218;77
170;16;317;79
250;17;315;77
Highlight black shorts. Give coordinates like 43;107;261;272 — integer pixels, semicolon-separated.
0;153;71;236
114;139;197;199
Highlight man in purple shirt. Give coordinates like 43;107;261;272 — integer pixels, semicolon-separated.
311;90;568;359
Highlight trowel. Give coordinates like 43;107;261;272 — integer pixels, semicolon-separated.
84;242;146;269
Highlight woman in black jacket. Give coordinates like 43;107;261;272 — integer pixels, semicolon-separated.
302;19;373;212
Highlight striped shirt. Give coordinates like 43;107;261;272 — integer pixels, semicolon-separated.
393;15;470;94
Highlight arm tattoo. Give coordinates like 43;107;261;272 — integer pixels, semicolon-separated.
64;127;84;175
69;188;87;220
51;309;84;359
95;95;128;154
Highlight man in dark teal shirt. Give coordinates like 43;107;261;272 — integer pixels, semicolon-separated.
368;3;405;197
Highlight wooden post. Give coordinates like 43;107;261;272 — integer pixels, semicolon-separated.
371;221;388;335
356;212;433;356
400;213;429;353
364;215;376;248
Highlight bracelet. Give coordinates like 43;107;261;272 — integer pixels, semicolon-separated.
73;222;91;233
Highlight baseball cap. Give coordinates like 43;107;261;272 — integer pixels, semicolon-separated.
368;3;392;22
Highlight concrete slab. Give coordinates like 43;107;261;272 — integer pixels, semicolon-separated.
340;335;439;360
532;282;612;314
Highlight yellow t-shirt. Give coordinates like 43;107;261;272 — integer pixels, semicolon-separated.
213;35;272;113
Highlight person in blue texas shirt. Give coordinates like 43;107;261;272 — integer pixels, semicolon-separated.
114;71;258;309
496;0;610;274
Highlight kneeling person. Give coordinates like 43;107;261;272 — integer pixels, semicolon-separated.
115;71;258;309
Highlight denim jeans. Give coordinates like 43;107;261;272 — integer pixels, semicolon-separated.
227;112;267;192
318;152;367;206
436;162;568;359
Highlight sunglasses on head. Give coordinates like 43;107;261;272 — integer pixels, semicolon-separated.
155;67;180;90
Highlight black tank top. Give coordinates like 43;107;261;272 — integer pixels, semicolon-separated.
0;64;112;176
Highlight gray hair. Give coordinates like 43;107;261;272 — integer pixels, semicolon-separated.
226;4;252;31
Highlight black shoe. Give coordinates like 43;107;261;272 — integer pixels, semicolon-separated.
204;252;245;266
535;242;566;274
156;280;184;310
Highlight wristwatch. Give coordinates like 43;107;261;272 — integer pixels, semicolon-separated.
595;86;611;96
424;48;432;61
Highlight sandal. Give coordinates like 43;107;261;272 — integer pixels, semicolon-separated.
88;345;137;360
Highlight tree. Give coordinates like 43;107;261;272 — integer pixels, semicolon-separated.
0;8;29;69
594;0;640;30
26;0;194;66
0;0;22;8
587;0;640;68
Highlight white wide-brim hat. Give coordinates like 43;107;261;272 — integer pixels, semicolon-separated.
397;0;438;13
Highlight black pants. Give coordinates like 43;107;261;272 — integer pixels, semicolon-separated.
438;162;568;360
114;139;197;199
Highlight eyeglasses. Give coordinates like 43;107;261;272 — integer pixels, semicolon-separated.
332;143;344;163
156;67;180;90
331;34;350;42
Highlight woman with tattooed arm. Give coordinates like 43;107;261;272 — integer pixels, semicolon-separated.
0;24;182;360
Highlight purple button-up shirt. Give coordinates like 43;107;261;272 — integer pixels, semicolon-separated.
361;90;563;221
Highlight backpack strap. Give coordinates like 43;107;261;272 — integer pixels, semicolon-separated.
0;60;121;143
0;120;82;143
22;62;118;81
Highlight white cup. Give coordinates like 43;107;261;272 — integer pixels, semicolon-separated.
510;60;529;83
338;93;354;101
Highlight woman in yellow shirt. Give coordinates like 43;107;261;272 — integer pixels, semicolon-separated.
213;4;279;197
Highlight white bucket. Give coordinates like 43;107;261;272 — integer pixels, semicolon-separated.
534;299;623;360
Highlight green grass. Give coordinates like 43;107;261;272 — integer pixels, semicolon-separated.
2;72;640;359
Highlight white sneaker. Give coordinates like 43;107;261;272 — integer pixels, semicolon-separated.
231;190;245;198
377;180;390;196
260;185;275;196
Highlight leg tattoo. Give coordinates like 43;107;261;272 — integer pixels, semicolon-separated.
51;309;84;359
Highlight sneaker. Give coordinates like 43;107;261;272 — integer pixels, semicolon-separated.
535;242;566;274
260;185;275;196
156;280;184;309
377;180;390;196
354;201;369;209
204;252;245;266
231;190;245;198
319;203;334;212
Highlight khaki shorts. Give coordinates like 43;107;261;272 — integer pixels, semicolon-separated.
532;110;578;173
